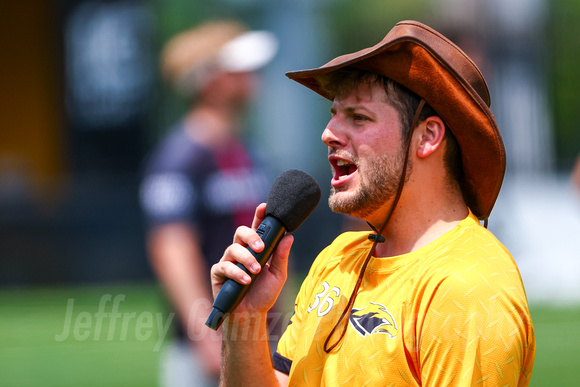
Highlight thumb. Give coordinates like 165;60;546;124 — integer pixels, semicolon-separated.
267;234;293;279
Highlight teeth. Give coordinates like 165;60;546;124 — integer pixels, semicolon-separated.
336;159;350;166
337;175;348;180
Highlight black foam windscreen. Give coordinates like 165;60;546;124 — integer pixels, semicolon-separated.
265;169;321;233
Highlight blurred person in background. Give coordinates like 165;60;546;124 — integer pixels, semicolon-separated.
210;21;535;386
139;20;278;387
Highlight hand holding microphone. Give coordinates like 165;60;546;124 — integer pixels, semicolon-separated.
207;170;321;330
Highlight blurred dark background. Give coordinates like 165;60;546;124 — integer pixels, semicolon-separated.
0;0;578;295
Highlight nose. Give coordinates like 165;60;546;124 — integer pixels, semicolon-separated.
321;117;346;147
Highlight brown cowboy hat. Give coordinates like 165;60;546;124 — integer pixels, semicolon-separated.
286;20;505;220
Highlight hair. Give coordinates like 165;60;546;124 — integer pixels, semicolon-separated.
320;67;464;186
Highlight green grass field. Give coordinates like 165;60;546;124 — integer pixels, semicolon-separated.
0;283;167;387
0;282;578;386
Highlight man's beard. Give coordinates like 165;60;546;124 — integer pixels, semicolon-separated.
328;151;409;220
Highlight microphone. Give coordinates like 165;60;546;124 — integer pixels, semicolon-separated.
206;169;321;330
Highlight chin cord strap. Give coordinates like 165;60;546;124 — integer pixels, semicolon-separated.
367;233;386;243
324;99;426;353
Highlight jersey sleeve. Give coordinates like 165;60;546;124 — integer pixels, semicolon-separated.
417;264;536;386
139;129;202;227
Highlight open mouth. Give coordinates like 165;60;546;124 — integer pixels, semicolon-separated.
332;159;358;181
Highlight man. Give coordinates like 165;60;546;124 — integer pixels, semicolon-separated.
210;20;536;386
139;20;277;386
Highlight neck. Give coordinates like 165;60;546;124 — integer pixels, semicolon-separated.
185;103;241;148
370;177;468;258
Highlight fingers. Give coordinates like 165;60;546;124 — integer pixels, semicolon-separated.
233;225;264;253
227;202;266;268
251;203;267;229
211;216;266;290
212;241;259;287
211;203;291;307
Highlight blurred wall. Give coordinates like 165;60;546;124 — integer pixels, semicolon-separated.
0;0;156;285
0;1;65;205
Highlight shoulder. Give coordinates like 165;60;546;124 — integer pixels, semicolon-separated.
415;218;533;347
438;212;515;271
139;127;204;220
317;231;371;262
305;231;371;279
413;214;527;305
292;232;371;314
144;125;210;173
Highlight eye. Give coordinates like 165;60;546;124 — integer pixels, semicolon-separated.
353;114;368;122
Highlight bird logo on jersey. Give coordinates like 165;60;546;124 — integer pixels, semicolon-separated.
349;302;398;338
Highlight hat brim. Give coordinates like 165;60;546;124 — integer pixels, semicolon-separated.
286;20;505;220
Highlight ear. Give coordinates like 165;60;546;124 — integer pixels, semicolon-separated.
415;116;446;158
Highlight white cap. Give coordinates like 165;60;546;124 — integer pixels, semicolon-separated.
163;22;279;97
217;30;279;73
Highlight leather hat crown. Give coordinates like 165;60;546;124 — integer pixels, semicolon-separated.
286;20;505;220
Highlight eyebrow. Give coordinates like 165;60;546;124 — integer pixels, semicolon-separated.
330;104;373;115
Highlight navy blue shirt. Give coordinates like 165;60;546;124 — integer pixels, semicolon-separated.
140;123;271;265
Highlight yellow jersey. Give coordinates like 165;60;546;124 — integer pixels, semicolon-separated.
274;211;535;386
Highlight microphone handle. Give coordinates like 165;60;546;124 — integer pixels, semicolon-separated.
206;216;286;330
